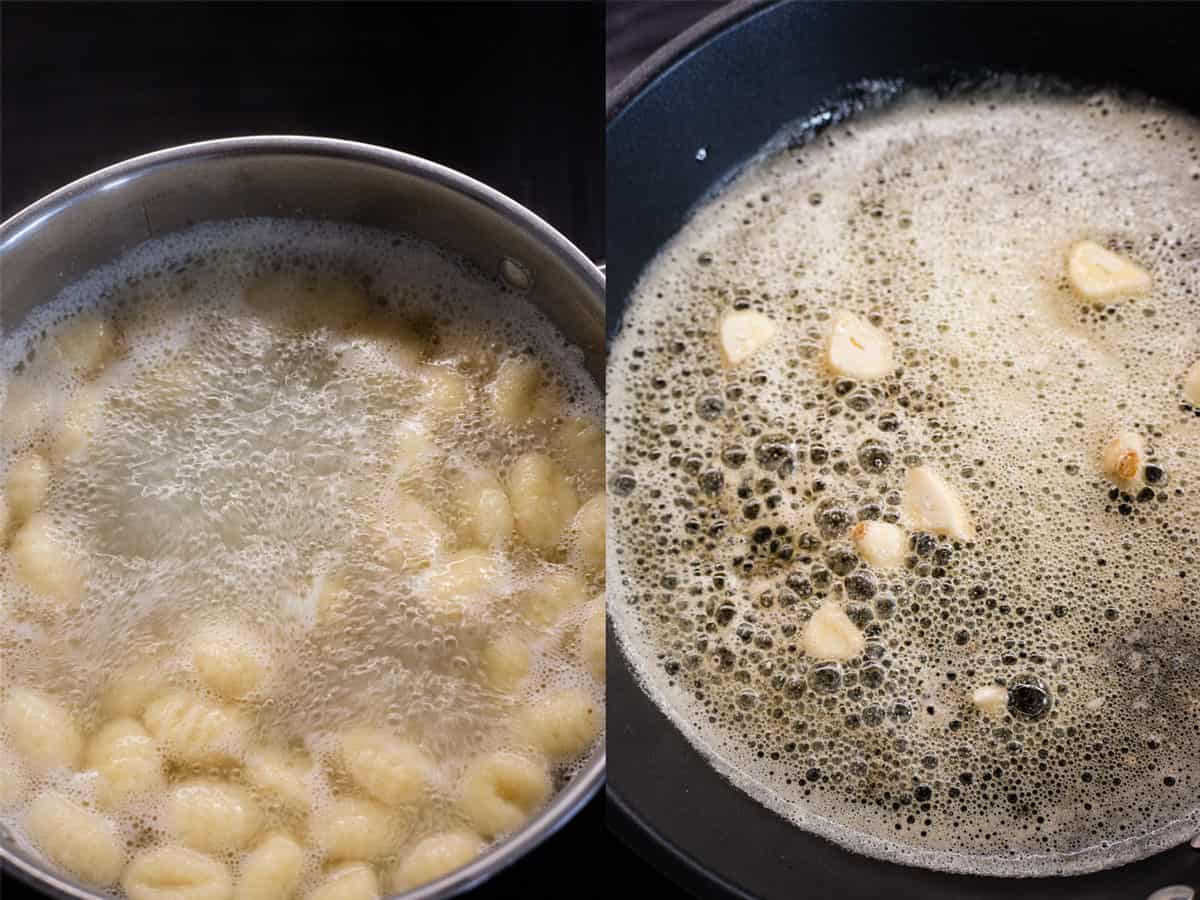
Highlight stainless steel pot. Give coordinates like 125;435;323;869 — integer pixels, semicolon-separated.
0;136;606;900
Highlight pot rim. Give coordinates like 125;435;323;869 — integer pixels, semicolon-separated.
0;136;605;900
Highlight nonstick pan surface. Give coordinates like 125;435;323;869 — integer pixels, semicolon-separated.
605;2;1200;897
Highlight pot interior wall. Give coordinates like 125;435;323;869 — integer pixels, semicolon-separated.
2;146;604;385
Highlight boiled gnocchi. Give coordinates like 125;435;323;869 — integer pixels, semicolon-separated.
513;689;602;762
26;791;125;886
459;751;552;838
578;600;605;681
234;832;305;900
482;633;532;694
339;726;433;807
572;493;606;573
142;691;247;765
391;831;485;891
2;687;83;770
454;470;514;547
87;717;165;808
244;746;315;814
190;623;271;700
123;845;233;900
165;779;262;852
507;453;579;553
0;237;604;899
6;451;51;528
522;570;587;629
9;512;86;606
307;863;379;900
310;795;401;861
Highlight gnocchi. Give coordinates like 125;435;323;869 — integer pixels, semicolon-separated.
143;690;248;765
244;746;315;814
422;549;509;619
391;831;485;891
234;832;305;900
9;512;86;606
342;317;424;374
392;419;441;481
1;373;53;450
310;796;401;861
554;416;604;487
6;451;51;528
0;233;606;899
339;726;433;807
102;658;167;719
522;569;587;629
123;846;233;900
577;601;605;681
26;791;124;886
86;717;165;808
190;623;271;699
572;493;606;573
165;779;262;852
481;633;532;694
2;687;83;770
51;383;107;464
454;470;514;547
507;453;579;553
376;493;447;571
488;357;543;425
286;572;352;630
52;314;117;376
307;864;379;900
418;364;470;416
459;751;551;838
513;689;601;762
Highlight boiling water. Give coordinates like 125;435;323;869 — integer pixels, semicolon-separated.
0;219;604;890
608;87;1200;875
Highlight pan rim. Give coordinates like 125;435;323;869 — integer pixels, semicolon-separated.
604;1;1200;893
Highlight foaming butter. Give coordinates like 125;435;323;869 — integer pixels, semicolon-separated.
608;86;1199;876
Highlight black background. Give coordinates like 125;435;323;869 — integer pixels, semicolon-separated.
0;2;620;900
0;1;604;261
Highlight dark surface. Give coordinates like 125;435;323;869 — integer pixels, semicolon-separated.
607;2;1200;899
0;2;605;899
0;1;604;262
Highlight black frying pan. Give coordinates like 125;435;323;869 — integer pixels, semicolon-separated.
605;2;1200;897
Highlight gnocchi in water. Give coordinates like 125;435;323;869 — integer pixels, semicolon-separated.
0;220;605;896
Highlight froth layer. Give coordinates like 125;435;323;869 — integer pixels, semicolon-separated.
608;87;1200;876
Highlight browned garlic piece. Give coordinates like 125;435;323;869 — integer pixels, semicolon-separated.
850;521;907;569
1100;431;1145;485
800;601;865;662
902;466;975;542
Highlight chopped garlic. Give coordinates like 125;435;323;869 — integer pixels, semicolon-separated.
718;310;777;367
1100;431;1144;485
902;466;975;542
850;521;907;569
800;601;864;662
971;685;1007;717
825;310;894;380
1066;240;1151;302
